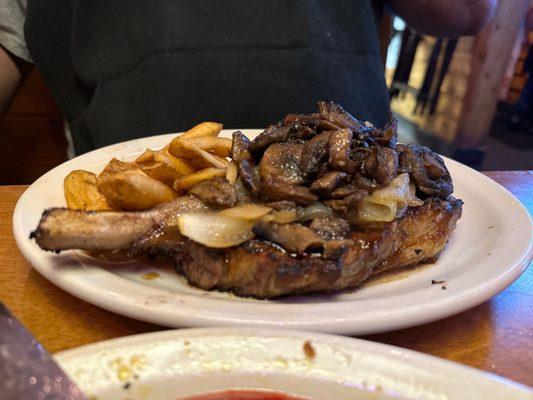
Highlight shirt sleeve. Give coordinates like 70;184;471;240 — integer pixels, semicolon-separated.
0;0;31;62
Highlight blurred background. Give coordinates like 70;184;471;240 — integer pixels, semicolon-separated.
1;0;532;185
385;0;533;172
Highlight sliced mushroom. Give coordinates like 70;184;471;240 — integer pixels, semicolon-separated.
264;200;297;211
310;171;348;194
323;189;367;215
318;119;341;131
253;220;351;260
253;221;324;254
348;147;368;171
423;153;447;179
328;128;353;171
249;122;291;155
373;147;398;185
292;125;316;140
371;116;398;149
353;172;381;192
260;143;305;185
239;159;261;196
317;101;367;133
300;131;331;178
310;216;350;240
231;131;252;163
188;177;237;208
398;144;453;198
328;184;362;199
261;176;317;205
284;113;320;125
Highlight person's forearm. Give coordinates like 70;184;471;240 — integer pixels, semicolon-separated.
0;45;30;116
387;0;496;37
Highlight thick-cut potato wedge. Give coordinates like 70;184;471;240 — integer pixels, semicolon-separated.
136;149;194;186
226;161;238;184
64;170;112;211
180;122;223;139
168;138;228;169
173;167;226;194
103;158;136;173
184;136;232;157
98;158;178;210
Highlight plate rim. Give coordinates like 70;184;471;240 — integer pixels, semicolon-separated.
12;131;533;335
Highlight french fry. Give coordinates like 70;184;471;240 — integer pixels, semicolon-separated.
98;158;178;210
135;149;154;164
155;151;195;175
212;154;230;166
63;121;230;211
168;138;228;169
226;161;238;184
167;137;199;159
63;170;112;211
185;136;232;157
136;149;195;186
173;168;226;194
180;122;223;139
161;144;178;157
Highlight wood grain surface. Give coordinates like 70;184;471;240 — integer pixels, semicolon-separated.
0;171;531;386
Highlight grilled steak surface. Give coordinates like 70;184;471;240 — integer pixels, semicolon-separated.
168;197;461;297
32;102;463;298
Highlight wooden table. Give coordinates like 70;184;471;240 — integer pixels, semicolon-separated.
1;171;532;386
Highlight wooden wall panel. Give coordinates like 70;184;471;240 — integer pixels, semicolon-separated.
390;35;472;143
455;0;530;148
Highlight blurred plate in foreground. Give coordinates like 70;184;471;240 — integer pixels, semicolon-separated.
54;327;531;400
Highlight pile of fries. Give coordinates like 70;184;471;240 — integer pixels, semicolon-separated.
64;122;237;211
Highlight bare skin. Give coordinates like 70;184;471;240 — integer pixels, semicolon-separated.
388;0;496;37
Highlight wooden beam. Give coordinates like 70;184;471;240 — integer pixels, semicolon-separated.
454;0;529;149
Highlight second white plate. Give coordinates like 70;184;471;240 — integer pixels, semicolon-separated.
54;327;531;399
13;130;533;335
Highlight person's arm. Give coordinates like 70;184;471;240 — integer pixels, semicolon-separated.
386;0;496;37
0;45;31;115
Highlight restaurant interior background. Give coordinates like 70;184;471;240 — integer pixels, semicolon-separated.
0;0;532;185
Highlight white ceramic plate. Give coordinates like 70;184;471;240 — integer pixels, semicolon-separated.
53;327;531;399
13;131;533;335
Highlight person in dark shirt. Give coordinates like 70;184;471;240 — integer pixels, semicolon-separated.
1;1;495;154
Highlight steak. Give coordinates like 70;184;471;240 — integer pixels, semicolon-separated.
177;197;462;297
32;196;462;298
31;101;463;298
